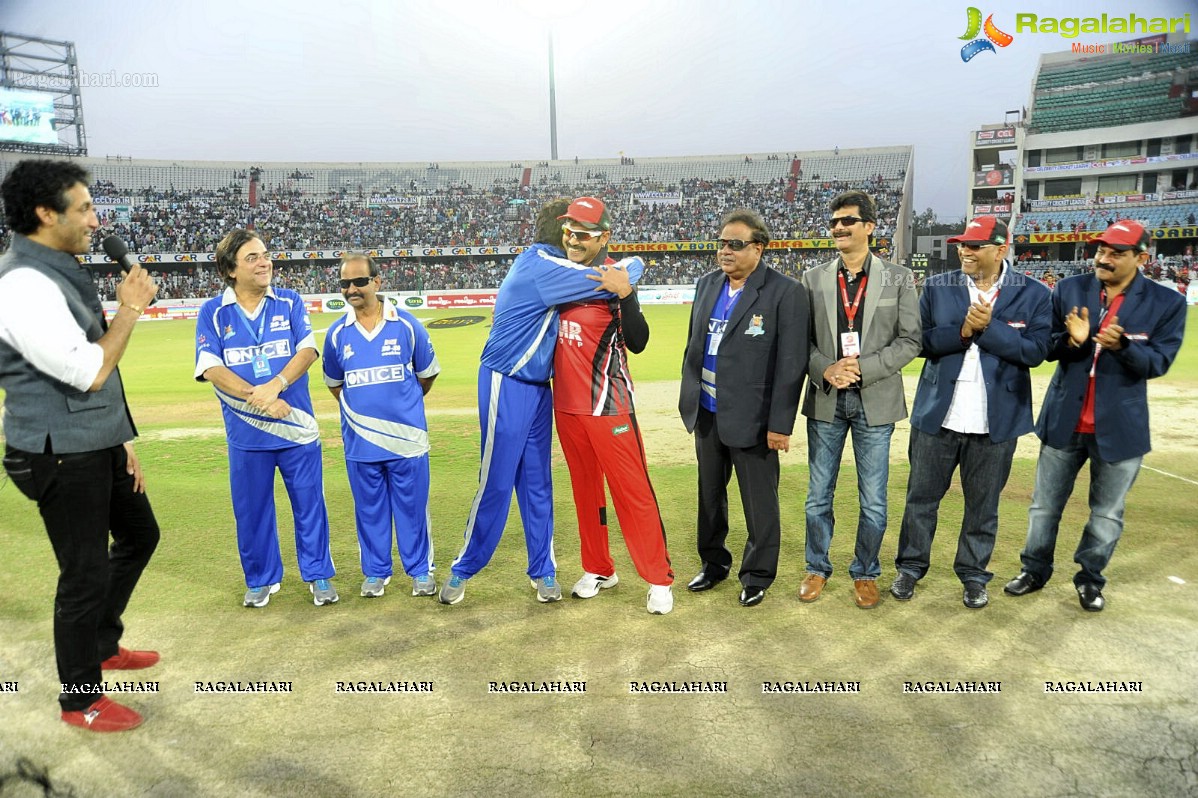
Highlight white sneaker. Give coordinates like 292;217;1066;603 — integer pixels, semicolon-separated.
647;584;673;615
572;572;619;599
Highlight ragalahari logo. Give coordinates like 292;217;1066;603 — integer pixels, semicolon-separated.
959;7;1014;62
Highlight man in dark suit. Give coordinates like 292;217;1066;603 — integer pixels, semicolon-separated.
800;191;920;609
679;208;809;607
891;217;1052;609
1004;219;1186;611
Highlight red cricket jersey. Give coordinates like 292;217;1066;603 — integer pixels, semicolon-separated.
553;299;636;416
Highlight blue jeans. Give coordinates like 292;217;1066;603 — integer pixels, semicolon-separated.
804;390;895;580
895;427;1017;585
1020;435;1141;589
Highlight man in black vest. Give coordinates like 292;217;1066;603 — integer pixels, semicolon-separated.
0;160;160;732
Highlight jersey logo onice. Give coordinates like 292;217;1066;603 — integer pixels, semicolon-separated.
224;340;293;366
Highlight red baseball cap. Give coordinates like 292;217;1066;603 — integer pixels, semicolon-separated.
557;196;611;230
1093;219;1150;252
947;216;1009;246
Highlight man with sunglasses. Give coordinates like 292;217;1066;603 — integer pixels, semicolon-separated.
195;228;337;608
322;253;440;600
553;198;675;614
1004;219;1186;612
800;191;920;609
680;209;809;607
891;216;1051;609
441;198;644;606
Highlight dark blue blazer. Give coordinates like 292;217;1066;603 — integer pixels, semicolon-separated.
1036;271;1187;462
910;267;1052;443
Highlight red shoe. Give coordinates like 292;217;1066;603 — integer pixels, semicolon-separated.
101;647;160;670
61;696;143;732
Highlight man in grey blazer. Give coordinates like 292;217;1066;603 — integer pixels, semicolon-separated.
679;208;809;607
799;191;920;609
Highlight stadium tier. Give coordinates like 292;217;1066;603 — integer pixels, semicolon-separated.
0;148;914;276
1028;47;1197;134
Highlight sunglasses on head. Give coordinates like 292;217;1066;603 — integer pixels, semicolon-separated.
339;277;373;289
563;225;604;241
716;238;760;251
828;216;867;228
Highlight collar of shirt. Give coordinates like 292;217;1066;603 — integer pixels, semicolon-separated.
219;285;278;307
341;300;399;325
838;254;871;283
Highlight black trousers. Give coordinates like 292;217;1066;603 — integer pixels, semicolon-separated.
693;409;781;589
5;444;159;711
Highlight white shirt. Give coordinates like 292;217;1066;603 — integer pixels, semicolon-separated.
942;263;1006;435
0;268;104;392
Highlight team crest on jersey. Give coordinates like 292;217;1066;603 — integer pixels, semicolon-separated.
223;324;235;339
269;315;290;332
342;343;355;360
559;319;584;347
381;338;404;357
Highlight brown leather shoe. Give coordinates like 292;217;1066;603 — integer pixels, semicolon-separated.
799;574;827;602
853;579;880;609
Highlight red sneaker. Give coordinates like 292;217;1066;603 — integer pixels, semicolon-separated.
61;696;143;732
101;647;160;670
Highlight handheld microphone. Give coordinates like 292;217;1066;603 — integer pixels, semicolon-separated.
102;235;137;272
102;235;157;305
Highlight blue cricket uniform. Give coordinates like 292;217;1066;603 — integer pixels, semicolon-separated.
451;244;644;580
323;301;441;580
194;286;334;587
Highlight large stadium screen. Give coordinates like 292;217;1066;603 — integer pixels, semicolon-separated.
0;87;58;147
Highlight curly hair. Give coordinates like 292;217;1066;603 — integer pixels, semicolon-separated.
1;159;91;235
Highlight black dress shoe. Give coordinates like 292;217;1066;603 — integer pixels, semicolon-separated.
686;568;727;592
890;572;917;601
739;586;765;607
1077;583;1105;612
1003;571;1044;596
962;581;989;609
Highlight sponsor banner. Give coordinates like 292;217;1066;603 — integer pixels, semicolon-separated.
972;203;1012;215
974;128;1016;145
609;239;840;253
1162;190;1198;201
1016;226;1198;245
636;286;697;305
368;196;419;207
1025;152;1198;175
631;191;683;206
1028;197;1089;209
424;292;497;309
1098;194;1148;205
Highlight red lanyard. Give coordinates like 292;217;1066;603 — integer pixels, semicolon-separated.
1089;291;1125;377
838;271;868;331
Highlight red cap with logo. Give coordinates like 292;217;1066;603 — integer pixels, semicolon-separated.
557;197;611;230
947;215;1009;246
1093;219;1150;252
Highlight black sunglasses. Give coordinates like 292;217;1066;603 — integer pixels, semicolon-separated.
828;216;867;228
339;277;373;289
716;238;760;251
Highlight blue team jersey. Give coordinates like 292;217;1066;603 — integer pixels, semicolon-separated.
194;286;320;450
323;301;441;462
479;243;644;384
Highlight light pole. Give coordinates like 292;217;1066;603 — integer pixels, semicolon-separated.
548;29;558;161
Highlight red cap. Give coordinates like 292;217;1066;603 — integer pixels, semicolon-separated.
557;197;611;230
947;216;1009;246
1093;219;1150;252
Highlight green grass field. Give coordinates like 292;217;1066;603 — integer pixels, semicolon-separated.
1;305;1196;797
